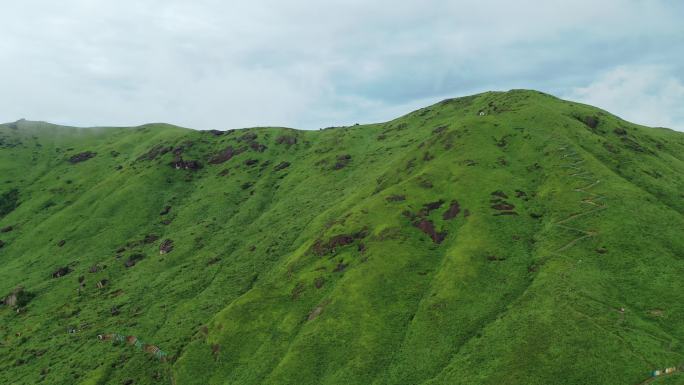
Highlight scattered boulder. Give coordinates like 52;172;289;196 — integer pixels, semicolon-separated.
159;206;171;216
244;159;259;166
314;277;325;289
96;279;109;289
88;264;101;273
1;225;13;233
111;306;120;316
3;286;33;308
274;161;290;171
613;128;627;136
57;239;66;247
442;200;461;220
52;266;71;278
68;151;96;164
307;306;323;321
159;239;174;255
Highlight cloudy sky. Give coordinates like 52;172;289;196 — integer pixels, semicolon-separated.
1;0;683;131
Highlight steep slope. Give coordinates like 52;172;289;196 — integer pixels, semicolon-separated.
0;90;683;385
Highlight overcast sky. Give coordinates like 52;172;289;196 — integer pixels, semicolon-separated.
1;0;683;131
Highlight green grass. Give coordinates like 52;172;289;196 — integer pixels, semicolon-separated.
0;90;683;385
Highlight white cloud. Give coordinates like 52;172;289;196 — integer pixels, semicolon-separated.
0;0;682;129
565;66;684;131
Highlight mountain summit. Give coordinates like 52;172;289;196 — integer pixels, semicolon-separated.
1;90;683;385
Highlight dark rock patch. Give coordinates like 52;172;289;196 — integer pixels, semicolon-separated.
333;154;352;170
143;234;159;244
88;264;101;273
170;157;202;170
413;219;447;244
276;135;297;146
312;229;368;256
57;239;66;247
577;115;599;129
124;254;145;268
68;151;96;164
218;169;230;177
613;128;627;136
274;161;290;171
241;182;253;190
491;190;508;199
208;146;245;164
515;190;527;198
0;189;19;218
419;179;433;189
421;200;445;215
137;145;172;161
491;203;515;211
333;262;348;272
596;247;608;254
52;266;72;278
249;142;267;152
432;126;447;134
159;206;171;216
238;132;257;142
385;194;406;202
159;239;174;255
314;277;325;289
244;159;259;166
442;200;461;220
530;213;543;219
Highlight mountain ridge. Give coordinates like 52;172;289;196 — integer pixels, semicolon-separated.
1;89;683;385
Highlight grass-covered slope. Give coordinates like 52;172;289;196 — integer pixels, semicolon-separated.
0;90;683;385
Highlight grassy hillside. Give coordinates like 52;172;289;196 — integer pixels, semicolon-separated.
0;90;683;385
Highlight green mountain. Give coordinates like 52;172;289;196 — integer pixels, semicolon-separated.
1;90;683;385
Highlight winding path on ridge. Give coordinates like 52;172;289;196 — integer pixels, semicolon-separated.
548;139;682;384
548;141;607;257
